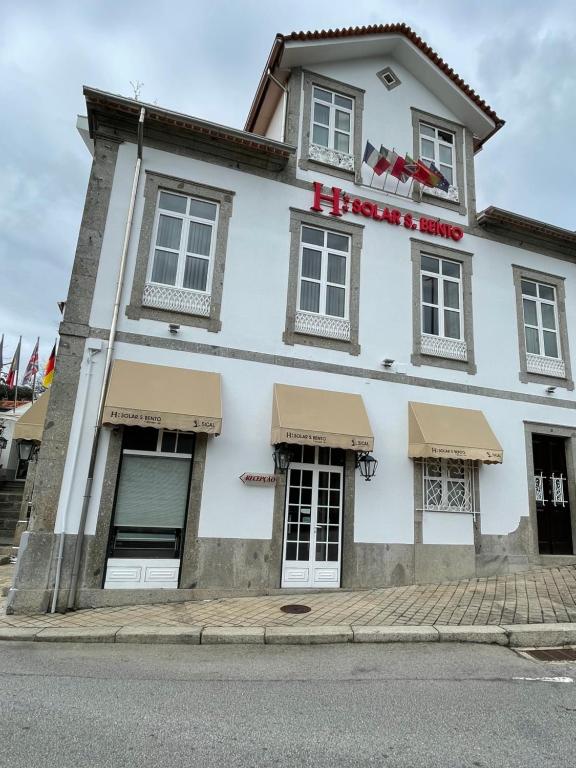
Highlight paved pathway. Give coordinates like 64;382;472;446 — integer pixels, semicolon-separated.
1;564;576;629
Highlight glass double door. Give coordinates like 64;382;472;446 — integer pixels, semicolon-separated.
282;453;344;589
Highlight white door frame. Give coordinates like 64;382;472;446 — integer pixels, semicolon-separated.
281;458;344;588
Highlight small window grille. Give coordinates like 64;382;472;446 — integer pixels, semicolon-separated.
421;458;475;514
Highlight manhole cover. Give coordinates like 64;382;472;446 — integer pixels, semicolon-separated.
280;604;311;614
524;648;576;662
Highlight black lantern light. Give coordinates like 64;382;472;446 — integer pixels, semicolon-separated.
0;437;7;450
356;452;378;481
273;443;292;474
17;440;37;463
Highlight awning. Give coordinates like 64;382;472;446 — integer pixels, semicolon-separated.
103;360;222;435
408;401;503;464
14;392;51;442
271;383;373;451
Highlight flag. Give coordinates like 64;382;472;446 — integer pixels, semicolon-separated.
362;141;390;175
404;155;442;188
5;337;21;388
380;146;410;183
43;344;56;388
0;335;3;381
22;338;39;386
429;162;451;192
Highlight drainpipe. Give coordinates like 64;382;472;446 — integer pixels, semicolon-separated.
64;107;145;611
267;69;288;143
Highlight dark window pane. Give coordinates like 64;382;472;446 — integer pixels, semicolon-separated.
328;253;346;285
330;449;345;466
300;281;320;313
301;248;322;279
327;544;339;561
176;433;194;455
334;94;353;110
334;132;349;153
329;490;340;506
319;471;329;488
317;507;327;524
330;473;340;489
151;250;178;285
538;284;554;301
302;446;315;464
313;102;330;126
286;524;298;540
440;165;453;184
438;129;454;144
291;469;301;486
423;305;439;335
301;487;312;505
187;221;212;256
159;191;187;214
161;431;177;453
312;124;329;147
316;542;327;561
123;427;158;451
314;87;332;103
543;331;559;358
189;199;217;221
301;226;325;246
422;275;438;305
156;215;182;250
444;310;460;339
302;470;313;487
289;487;299;504
327;232;349;252
442;260;460;278
521;280;537;297
326;285;345;317
318;447;330;465
525;326;540;355
328;527;339;542
444;281;459;309
299;524;310;541
541;303;556;330
328;508;340;524
315;526;327;543
298;542;309;561
523;298;538;326
285;542;297;560
318;490;329;507
183;256;209;291
421;255;439;273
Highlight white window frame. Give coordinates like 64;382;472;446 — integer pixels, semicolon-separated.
521;279;562;361
421;254;463;341
297;225;351;321
146;190;220;296
422;458;475;514
419;123;455;187
310;86;354;156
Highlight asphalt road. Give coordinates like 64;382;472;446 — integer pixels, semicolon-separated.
1;641;575;768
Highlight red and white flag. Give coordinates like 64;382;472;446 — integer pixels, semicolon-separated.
5;337;21;388
22;338;39;386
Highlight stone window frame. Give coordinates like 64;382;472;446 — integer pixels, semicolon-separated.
284;207;363;356
126;171;234;332
512;265;573;390
411;108;467;216
299;69;365;185
413;458;481;546
411;238;477;374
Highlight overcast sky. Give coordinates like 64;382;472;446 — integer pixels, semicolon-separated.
1;0;575;371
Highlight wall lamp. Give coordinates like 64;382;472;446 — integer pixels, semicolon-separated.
169;323;180;334
356;451;378;481
546;386;557;395
272;443;292;474
17;440;38;463
382;358;395;369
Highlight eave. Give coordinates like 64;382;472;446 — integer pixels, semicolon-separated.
477;207;576;259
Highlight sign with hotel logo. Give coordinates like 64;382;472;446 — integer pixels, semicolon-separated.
310;181;464;242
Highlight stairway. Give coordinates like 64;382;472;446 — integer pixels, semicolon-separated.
0;480;25;564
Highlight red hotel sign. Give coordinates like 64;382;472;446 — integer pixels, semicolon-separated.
310;181;464;242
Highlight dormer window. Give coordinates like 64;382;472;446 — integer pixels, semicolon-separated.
299;71;364;182
419;123;455;186
312;87;353;155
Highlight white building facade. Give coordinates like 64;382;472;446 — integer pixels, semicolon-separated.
9;24;576;613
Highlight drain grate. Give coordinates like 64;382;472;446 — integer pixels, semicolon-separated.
280;604;311;614
524;648;576;662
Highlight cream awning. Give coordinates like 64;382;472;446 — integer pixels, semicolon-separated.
103;360;222;435
408;401;503;464
14;391;51;442
271;383;374;451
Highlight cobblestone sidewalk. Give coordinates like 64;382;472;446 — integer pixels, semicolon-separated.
1;564;576;630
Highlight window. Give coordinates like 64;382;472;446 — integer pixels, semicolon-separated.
311;86;354;155
411;241;475;373
285;209;362;355
423;459;474;513
108;428;194;559
419;123;455;186
521;279;561;360
148;190;218;295
377;66;401;91
513;266;572;387
128;172;234;332
298;225;350;322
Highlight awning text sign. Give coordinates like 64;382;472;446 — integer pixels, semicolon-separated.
310;182;464;242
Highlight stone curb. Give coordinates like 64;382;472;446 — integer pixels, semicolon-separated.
0;622;575;647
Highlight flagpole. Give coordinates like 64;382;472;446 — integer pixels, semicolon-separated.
13;336;21;414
